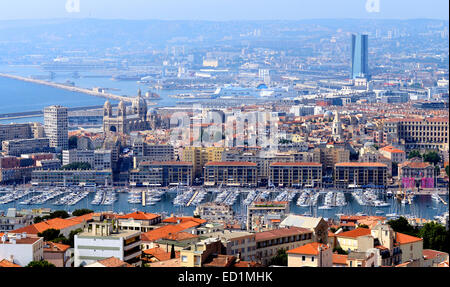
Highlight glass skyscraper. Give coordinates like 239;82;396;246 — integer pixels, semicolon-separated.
351;34;369;79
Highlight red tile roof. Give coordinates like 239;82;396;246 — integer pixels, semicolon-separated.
287;242;329;256
255;227;311;241
96;257;132;267
117;211;160;221
12;218;82;234
332;254;348;265
270;162;322;167
162;216;207;225
0;259;21;267
336;228;372;238
423;249;448;260
44;241;71;253
396;232;422;244
143;247;180;261
205;161;257;167
335;162;387;168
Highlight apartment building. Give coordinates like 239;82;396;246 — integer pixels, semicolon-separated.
334;162;388;188
43;242;73;267
0;208;34;233
383;117;449;151
179;238;222;267
203;230;256;261
255;227;313;266
287;242;332;267
182;146;225;178
379;146;407;163
31;169;113;186
2;138;51;156
0;123;34;146
204;161;257;187
247;201;289;232
44;105;68;151
62;149;112;170
194;202;234;223
74;217;142;267
399;160;435;189
132;142;174;168
0;233;44;267
269;162;323;188
129;161;193;187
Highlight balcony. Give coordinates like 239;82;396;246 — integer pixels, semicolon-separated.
124;240;141;251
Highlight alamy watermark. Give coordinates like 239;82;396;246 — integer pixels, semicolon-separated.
169;105;283;156
66;0;80;13
365;0;380;13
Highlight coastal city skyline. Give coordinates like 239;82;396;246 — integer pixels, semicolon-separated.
0;1;448;273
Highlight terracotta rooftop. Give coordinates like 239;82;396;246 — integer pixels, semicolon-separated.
396;232;422;244
336;228;372;238
402;161;431;169
255;227;311;242
117;211;160;221
332;254;348;265
335;162;388;168
162;216;207;225
205;161;257;167
380;146;405;154
423;249;448;260
143;247;180;261
44;241;71;253
96;257;132;267
287;242;329;256
270;162;322;167
0;259;21;267
12;217;82;234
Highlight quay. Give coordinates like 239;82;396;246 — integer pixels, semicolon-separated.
0;73;142;103
186;190;200;207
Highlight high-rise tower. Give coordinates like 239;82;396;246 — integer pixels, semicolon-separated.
44;105;68;151
351;34;369;79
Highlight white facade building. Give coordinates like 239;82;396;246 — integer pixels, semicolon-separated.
0;233;44;266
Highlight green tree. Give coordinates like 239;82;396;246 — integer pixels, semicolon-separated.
61;162;91;170
358;224;369;229
37;229;62;242
408;150;422;159
26;260;56;267
62;228;83;247
418;222;449;253
446;165;449;177
49;210;70;219
387;217;419;237
423;151;441;166
333;247;348;255
33;216;43;224
72;209;93;217
268;248;287;266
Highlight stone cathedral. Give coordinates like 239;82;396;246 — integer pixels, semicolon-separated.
103;89;155;134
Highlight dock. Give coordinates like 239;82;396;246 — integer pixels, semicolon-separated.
142;190;146;207
186;190;199;207
0;73;156;105
438;195;448;205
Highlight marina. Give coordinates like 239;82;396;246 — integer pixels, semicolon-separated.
0;187;448;222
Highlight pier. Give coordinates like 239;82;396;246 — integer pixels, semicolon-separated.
186;190;200;207
142;190;146;207
0;73;157;106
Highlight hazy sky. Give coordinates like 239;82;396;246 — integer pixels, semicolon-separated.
0;0;448;21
